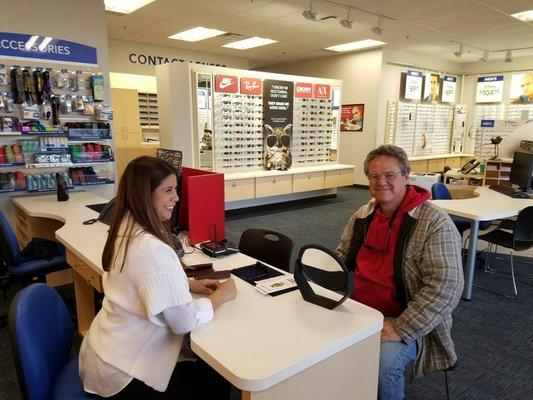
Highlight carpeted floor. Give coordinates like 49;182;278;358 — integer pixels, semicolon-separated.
1;186;531;399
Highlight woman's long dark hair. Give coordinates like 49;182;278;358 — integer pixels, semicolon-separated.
102;156;178;272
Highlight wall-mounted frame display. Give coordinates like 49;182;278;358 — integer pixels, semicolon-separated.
340;104;364;132
475;75;504;103
510;73;533;104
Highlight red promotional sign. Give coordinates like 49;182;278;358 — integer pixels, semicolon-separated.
240;77;262;95
215;74;238;93
294;82;313;98
314;84;331;99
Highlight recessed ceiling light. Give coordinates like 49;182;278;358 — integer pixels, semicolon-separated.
325;39;386;52
104;0;155;14
168;27;227;42
511;9;533;22
223;37;278;50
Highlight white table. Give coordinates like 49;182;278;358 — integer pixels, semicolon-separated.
11;191;383;400
430;186;533;300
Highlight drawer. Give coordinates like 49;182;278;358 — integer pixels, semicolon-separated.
325;169;354;188
225;178;255;201
445;157;462;169
293;171;325;192
427;159;445;172
409;160;427;173
67;252;103;292
256;175;292;198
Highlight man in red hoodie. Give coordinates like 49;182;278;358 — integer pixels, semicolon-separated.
336;145;463;400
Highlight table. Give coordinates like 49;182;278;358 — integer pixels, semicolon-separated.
429;186;533;300
11;191;383;400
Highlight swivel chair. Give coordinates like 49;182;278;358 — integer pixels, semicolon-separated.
477;206;533;298
431;182;491;237
0;210;69;326
9;283;99;399
239;228;294;272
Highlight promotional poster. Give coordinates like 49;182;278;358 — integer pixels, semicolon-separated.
423;73;440;102
475;75;504;103
263;79;294;170
510;73;533;103
340;104;364;132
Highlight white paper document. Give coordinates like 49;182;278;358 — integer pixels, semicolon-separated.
255;274;297;295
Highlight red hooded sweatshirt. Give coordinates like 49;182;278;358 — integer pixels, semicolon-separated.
353;185;431;317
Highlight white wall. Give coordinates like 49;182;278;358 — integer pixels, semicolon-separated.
108;39;250;77
263;49;383;185
1;0;113;221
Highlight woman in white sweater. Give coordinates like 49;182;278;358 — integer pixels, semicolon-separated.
79;156;237;399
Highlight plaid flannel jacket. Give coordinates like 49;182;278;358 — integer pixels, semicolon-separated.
336;199;464;376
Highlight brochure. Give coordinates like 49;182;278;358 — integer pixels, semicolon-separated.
255;274;297;295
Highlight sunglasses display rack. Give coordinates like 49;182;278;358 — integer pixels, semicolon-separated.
386;101;454;157
0;59;115;194
212;92;264;171
292;98;334;165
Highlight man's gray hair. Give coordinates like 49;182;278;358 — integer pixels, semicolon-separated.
363;145;410;176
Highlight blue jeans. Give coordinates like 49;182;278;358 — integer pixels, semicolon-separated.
378;340;417;400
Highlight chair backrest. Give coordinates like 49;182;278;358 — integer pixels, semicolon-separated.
431;182;452;200
0;210;21;266
8;283;74;400
513;206;533;245
239;228;294;272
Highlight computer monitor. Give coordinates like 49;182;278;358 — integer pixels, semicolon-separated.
509;151;533;192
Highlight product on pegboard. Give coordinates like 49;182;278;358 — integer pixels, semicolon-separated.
18;138;40;153
0;171;26;191
1;115;20;132
0;64;7;85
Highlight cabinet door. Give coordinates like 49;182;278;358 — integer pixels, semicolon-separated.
325;169;354;188
225;178;255;201
409;160;428;173
256;175;292;198
122;89;141;133
427;158;445;172
293;172;325;193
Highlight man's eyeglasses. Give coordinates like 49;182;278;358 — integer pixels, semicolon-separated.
367;171;402;183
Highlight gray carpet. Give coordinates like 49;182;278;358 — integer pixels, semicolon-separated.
1;186;532;400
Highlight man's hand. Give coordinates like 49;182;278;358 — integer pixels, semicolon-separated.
189;279;220;295
381;319;402;342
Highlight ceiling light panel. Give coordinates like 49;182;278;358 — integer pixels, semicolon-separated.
223;37;278;50
168;27;227;42
325;39;386;52
104;0;155;14
511;9;533;22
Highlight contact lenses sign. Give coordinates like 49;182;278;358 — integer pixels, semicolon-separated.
441;76;457;103
475;75;504;103
405;70;423;100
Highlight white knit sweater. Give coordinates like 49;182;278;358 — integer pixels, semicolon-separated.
82;223;202;392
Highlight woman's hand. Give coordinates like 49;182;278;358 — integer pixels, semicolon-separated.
189;279;220;295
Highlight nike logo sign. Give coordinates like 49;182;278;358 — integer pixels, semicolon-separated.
219;78;234;88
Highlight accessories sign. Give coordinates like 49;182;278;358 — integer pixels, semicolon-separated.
0;32;97;65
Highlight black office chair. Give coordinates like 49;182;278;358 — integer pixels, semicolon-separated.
238;228;294;272
476;206;533;298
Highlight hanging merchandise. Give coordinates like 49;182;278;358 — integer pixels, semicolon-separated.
0;92;4;110
83;97;94;116
54;69;69;88
75;96;84;112
22;69;33;104
51;96;61;125
91;74;105;101
41;69;53;101
0;64;7;85
69;70;81;92
41;101;52;120
10;67;21;104
33;69;44;104
3;93;14;113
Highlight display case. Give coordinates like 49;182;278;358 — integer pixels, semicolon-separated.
157;63;353;206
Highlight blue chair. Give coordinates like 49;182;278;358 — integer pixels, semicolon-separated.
431;183;491;236
9;283;99;400
0;210;70;327
0;210;69;283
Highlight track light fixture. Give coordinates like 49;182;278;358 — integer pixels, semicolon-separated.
302;0;318;21
371;16;383;35
505;50;513;63
479;50;490;62
453;44;464;58
340;9;354;29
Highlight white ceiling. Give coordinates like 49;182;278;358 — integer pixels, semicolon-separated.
106;0;533;67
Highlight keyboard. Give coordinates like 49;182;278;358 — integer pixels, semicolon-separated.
489;184;516;195
489;184;530;198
